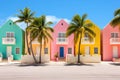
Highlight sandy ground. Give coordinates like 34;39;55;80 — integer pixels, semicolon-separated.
0;61;120;80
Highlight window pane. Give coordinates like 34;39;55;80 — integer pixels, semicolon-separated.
68;48;72;54
58;33;61;37
115;33;118;38
16;48;20;54
6;33;10;37
94;47;98;54
44;48;48;54
85;33;89;37
11;33;14;37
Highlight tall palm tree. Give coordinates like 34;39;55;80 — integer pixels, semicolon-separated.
15;7;35;55
28;15;54;63
66;14;95;63
110;8;120;28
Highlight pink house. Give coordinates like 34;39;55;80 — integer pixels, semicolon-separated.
51;20;74;61
102;24;120;61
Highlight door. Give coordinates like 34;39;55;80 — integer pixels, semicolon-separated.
60;47;64;58
7;46;12;57
85;46;90;55
113;46;118;58
36;46;40;56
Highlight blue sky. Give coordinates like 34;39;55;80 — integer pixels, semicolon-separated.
0;0;120;29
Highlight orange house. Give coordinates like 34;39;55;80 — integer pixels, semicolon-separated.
25;33;51;60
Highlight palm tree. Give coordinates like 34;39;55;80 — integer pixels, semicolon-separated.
15;7;35;55
66;14;96;63
110;8;120;28
28;15;54;63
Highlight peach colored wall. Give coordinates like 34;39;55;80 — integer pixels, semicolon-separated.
51;20;74;60
102;24;120;61
25;33;51;56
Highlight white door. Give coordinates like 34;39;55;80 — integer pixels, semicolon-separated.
7;46;12;57
113;46;118;58
36;46;40;56
85;46;90;55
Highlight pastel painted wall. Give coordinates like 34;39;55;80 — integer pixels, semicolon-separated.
31;39;51;56
51;20;74;60
26;33;51;56
102;24;120;61
75;20;101;56
0;20;25;60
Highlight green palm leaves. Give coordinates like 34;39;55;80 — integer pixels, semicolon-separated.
15;7;35;24
110;8;120;28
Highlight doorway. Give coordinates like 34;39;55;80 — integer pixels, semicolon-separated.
59;47;64;58
85;46;90;55
6;46;12;57
113;46;118;58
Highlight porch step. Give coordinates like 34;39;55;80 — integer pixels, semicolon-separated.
58;58;66;61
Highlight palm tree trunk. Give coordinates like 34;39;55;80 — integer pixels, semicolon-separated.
39;42;42;63
25;23;31;55
30;35;38;64
78;34;82;63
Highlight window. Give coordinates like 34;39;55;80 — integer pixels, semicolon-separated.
9;23;12;25
111;33;118;38
6;32;14;38
58;33;65;38
44;48;48;54
84;33;88;38
94;47;98;54
61;23;63;25
16;48;20;54
68;48;72;54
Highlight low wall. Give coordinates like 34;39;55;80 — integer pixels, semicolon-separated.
80;55;101;63
21;54;50;64
66;54;101;64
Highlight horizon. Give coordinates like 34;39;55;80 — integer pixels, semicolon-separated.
0;0;120;30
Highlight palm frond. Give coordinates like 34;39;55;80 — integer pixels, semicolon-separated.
81;14;87;26
84;27;96;37
72;14;81;26
110;16;120;27
114;8;120;17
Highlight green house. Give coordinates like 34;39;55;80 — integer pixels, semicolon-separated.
0;20;25;60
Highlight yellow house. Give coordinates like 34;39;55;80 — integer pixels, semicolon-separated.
75;20;101;63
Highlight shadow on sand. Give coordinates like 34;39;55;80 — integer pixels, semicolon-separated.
64;63;94;66
109;63;120;66
18;63;48;67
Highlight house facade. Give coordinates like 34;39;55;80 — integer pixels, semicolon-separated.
0;20;25;60
102;24;120;61
51;20;74;61
31;37;51;61
75;20;101;63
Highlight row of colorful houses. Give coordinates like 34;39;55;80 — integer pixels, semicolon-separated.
0;19;120;62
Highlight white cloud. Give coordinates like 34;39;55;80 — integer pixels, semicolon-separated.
46;15;70;24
